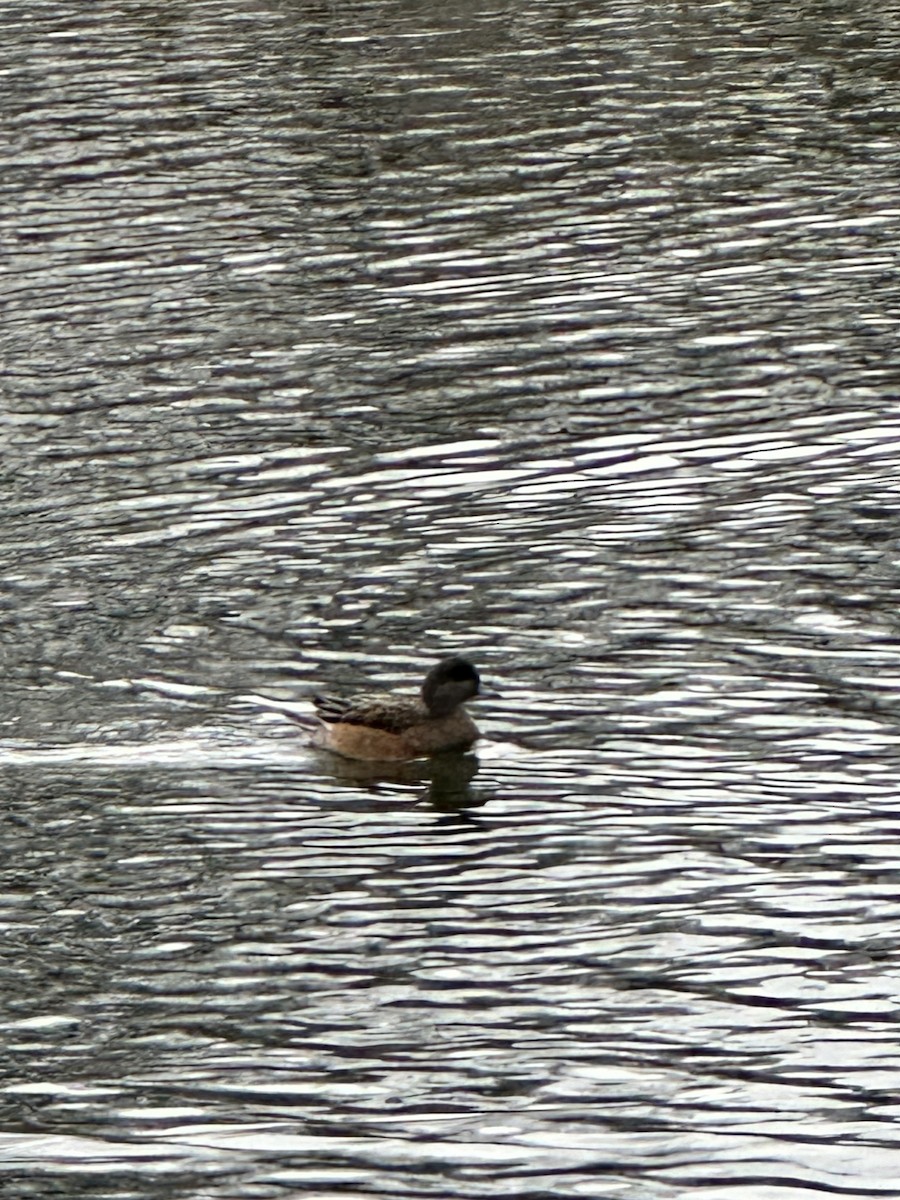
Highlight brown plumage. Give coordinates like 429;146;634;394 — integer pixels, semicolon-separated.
311;656;485;761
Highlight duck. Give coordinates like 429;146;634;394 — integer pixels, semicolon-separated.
311;655;488;761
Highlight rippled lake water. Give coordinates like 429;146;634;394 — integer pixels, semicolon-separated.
4;1;900;1197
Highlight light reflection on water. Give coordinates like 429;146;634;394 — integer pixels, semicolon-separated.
4;0;900;1196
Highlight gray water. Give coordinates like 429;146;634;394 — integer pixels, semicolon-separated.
3;1;900;1197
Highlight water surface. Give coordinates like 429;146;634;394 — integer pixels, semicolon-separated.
3;1;900;1196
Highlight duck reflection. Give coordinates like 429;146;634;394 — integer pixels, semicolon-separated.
322;748;485;812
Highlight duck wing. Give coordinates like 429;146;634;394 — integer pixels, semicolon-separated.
313;692;425;734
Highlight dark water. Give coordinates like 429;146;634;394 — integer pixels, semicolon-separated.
3;1;900;1196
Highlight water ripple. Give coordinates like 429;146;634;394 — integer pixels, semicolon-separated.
5;0;900;1197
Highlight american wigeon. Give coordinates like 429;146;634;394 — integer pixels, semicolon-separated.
312;656;488;761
